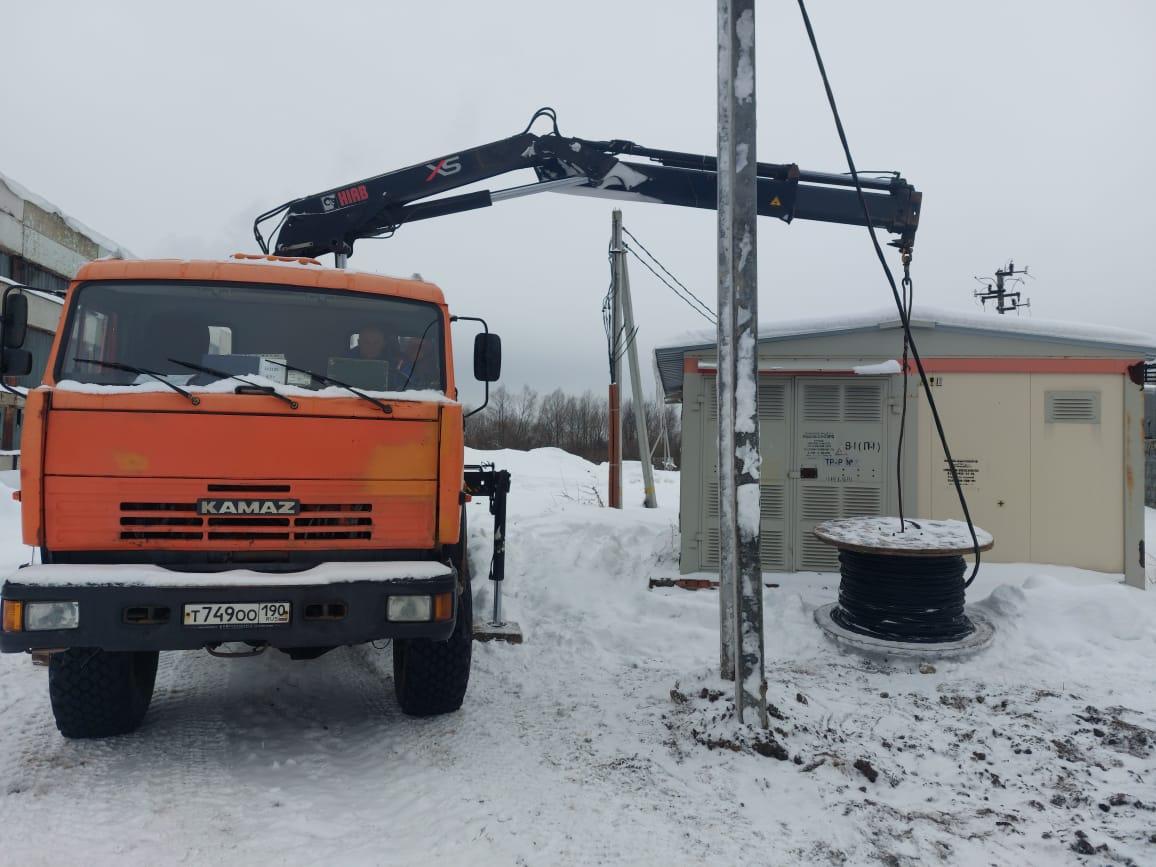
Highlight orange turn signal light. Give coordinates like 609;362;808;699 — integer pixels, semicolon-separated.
230;252;322;266
2;599;23;633
432;592;454;622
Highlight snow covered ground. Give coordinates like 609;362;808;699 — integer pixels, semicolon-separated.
0;450;1154;866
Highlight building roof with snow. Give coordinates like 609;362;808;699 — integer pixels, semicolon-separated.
654;305;1156;402
0;170;133;294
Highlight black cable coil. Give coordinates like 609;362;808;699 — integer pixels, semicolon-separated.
830;549;975;644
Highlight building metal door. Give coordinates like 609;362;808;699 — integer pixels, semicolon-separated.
698;375;887;573
700;379;792;571
793;378;888;571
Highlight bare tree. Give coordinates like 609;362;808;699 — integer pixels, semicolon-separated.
464;385;678;467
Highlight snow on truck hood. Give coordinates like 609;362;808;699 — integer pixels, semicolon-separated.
51;378;457;405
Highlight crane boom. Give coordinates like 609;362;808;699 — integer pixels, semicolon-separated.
255;109;920;261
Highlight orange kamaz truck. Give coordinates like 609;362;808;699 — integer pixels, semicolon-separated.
0;108;921;739
0;255;505;737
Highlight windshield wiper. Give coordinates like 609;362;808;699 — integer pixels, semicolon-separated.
263;359;392;414
72;358;200;405
167;357;299;410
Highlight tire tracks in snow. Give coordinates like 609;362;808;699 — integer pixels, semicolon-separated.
0;649;235;866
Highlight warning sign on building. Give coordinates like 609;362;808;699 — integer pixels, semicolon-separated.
943;458;980;487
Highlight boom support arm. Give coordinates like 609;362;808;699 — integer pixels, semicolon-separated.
255;110;920;261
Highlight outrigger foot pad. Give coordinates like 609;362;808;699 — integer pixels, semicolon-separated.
472;621;523;644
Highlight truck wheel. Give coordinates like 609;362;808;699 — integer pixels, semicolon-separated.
393;567;473;717
48;648;159;739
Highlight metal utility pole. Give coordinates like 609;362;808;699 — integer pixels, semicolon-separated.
715;0;737;683
611;210;658;508
718;0;768;727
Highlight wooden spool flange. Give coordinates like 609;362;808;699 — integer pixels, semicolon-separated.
812;517;994;558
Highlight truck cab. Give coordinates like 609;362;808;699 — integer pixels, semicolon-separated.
0;255;497;737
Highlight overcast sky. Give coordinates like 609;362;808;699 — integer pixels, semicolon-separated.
4;1;1154;405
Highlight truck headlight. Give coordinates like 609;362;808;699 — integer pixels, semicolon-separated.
25;601;80;631
387;595;431;622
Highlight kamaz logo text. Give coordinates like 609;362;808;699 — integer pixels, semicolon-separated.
335;185;369;208
197;499;301;516
425;156;462;181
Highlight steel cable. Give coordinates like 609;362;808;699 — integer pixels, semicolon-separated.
797;0;982;586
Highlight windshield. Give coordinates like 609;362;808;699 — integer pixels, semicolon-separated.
56;281;445;394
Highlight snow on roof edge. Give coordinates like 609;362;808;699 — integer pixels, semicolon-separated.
0;170;135;260
657;304;1156;354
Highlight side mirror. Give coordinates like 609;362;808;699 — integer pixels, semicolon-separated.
1;348;32;377
2;291;28;349
473;333;501;382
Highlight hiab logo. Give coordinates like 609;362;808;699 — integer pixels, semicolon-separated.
425;155;462;181
336;184;369;207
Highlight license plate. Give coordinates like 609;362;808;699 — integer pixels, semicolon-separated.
182;602;291;627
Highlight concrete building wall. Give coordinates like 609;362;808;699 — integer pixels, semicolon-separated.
0;172;129;453
0;174;127;277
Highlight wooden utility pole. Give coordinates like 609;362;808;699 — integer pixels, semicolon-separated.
718;0;768;727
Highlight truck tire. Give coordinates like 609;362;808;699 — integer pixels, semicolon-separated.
393;517;473;716
48;648;159;739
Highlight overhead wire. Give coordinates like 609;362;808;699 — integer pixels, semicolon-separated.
796;0;982;586
621;226;717;324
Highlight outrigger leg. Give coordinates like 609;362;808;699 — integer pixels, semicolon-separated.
464;466;522;644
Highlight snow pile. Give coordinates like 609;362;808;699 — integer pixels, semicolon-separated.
0;449;1154;865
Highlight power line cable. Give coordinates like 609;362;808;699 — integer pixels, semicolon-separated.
622;226;718;323
623;244;717;325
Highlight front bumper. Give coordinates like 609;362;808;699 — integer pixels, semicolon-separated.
0;561;457;653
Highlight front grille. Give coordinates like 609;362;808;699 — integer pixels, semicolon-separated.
119;485;373;542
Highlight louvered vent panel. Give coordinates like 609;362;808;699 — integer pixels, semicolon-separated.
800;535;839;572
802;383;840;421
760;485;785;521
706;482;719;518
703;528;720;568
842;486;882;517
844;384;883;422
706;380;718;419
800;486;839;520
758;382;787;420
760;531;787;570
1045;391;1100;424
